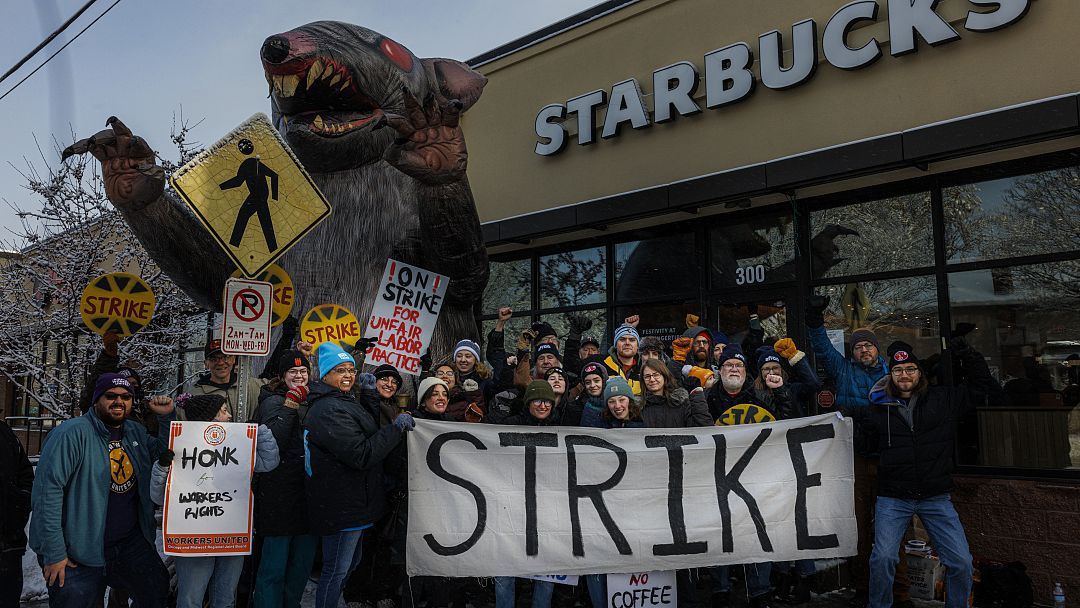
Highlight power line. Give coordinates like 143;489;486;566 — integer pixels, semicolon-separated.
0;0;123;103
0;0;101;85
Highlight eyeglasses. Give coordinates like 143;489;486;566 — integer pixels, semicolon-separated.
434;369;455;377
852;343;877;352
692;338;710;346
102;392;132;402
642;373;663;381
891;367;920;377
721;362;745;370
330;367;358;376
376;376;399;386
207;354;231;363
284;368;309;376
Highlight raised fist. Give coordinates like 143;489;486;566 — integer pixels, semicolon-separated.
804;295;830;328
671;337;692;362
498;307;513;322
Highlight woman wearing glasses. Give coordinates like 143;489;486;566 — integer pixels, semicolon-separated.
303;342;416;608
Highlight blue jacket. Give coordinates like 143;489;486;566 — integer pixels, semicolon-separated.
30;409;165;567
808;325;888;409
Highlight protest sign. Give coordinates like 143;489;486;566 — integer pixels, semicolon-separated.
406;413;856;577
162;421;257;556
366;259;448;375
79;272;156;336
607;571;677;608
301;303;361;349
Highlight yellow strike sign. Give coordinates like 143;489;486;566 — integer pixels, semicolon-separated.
80;272;157;336
301;304;361;349
715;403;776;426
170;113;331;277
231;264;294;327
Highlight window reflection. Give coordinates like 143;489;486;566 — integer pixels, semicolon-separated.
709;212;796;287
944;167;1080;264
810;193;933;278
615;301;700;349
480;316;532;362
950;262;1080;469
816;276;940;361
616;235;697;301
539;309;608;354
483;259;531;314
540;247;605;308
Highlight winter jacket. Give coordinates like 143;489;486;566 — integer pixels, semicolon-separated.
446;374;488;422
150;423;280;506
303;381;405;535
571;393;606;429
29;409;165;567
847;350;1002;499
580;411;646;429
182;373;266;422
498;407;558;427
603;351;643;396
707;382;796;424
486;389;522;425
642;388;712;428
0;420;33;555
254;383;310;536
808;325;888;409
783;356;824;417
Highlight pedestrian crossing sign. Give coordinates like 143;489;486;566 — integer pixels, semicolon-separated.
170;113;332;277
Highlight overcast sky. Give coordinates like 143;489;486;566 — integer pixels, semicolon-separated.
0;0;597;243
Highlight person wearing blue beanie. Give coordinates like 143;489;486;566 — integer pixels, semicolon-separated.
612;324;640;347
604;324;643;395
317;342;356;380
756;347;782;373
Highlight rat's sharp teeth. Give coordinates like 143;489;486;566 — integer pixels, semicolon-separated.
280;75;299;97
322;64;333;79
313;115;324;129
307;61;322;89
329;74;341;87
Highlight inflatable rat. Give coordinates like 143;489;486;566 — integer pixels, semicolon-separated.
64;21;490;360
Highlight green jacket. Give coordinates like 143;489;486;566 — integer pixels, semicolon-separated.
29;409;164;567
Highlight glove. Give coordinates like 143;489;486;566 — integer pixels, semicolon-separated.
393;412;415;432
516;329;538;351
566;314;592;336
358;373;377;391
103;331;122;357
671;337;692;362
419;349;432;372
353;336;379;354
465;402;484;423
685;314;700;329
158;449;174;467
804;295;830;328
774;338;805;365
285;385;308;405
749;312;762;332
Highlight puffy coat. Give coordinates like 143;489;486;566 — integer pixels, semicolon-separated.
0;420;33;555
603;351;643;396
150;424;279;505
707;382;796;424
30;409;165;567
849;350;1002;499
808;325;887;409
303;381;406;535
254;383;311;536
642;388;712;428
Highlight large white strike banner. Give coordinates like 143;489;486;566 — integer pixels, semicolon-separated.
407;414;855;576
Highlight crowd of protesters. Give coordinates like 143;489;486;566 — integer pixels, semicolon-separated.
1;294;1003;608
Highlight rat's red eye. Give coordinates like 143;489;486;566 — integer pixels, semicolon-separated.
380;37;413;72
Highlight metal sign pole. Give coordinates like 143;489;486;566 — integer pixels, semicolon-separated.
236;355;249;422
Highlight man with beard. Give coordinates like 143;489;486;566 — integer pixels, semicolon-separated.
30;374;173;608
603;324;643;396
671;325;716;374
185;339;263;420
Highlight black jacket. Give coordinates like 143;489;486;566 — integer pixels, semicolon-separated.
642;388;712;428
849;348;1002;499
707;381;796;424
0;420;33;554
304;381;405;535
255;382;310;536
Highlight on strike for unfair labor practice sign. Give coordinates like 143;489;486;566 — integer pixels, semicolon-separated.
221;278;274;356
163;421;258;556
366;259;448;376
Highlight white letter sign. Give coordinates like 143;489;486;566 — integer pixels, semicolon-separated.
366;259;448;376
407;414;856;576
221;278;273;356
163;421;258;556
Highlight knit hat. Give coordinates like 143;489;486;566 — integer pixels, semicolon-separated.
523;380;556;405
711;330;730;347
756;347;782;370
850;328;880;352
91;373;133;405
453;339;481;361
534;323;558;342
317;342;355;379
682;326;712;342
613;324;640;346
116;367;142;384
603;377;635;403
717;344;747;366
640;336;664;355
276;349;310;377
373;363;402;386
535;342;561;362
887;341;919;367
417;377;448;404
204;339;224;358
580;361;608;385
581;335;601;348
183;394;227;422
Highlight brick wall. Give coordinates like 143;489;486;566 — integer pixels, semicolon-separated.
953;475;1080;604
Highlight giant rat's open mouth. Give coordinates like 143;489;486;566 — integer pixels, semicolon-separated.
265;55;383;137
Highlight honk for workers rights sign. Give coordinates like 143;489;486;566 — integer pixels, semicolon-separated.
406;414;856;576
366;259;448;376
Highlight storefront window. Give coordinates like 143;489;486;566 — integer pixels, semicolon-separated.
480;316;532;361
540;308;608;354
949;262;1080;470
816;276;939;360
615;300;700;349
713;298;789;346
484;258;531;314
616;235;697;301
709;211;796;288
944;166;1080;263
810;192;934;279
539;247;606;308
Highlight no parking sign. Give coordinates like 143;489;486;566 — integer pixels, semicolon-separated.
221;278;273;356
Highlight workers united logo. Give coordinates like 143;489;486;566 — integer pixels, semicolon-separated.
204;424;228;446
109;441;135;493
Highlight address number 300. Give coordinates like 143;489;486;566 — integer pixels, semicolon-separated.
735;264;767;286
